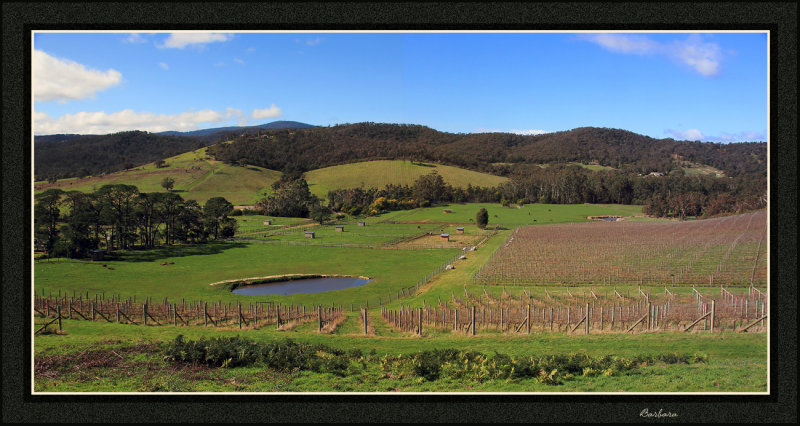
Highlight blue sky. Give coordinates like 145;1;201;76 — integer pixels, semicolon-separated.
33;31;768;142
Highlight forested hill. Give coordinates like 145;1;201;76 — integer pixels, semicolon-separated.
34;131;212;180
34;121;316;180
207;123;766;177
35;122;767;181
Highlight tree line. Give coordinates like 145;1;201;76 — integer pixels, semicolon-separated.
34;184;238;258
323;166;767;220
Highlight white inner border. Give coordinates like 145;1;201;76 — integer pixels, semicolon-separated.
30;29;771;396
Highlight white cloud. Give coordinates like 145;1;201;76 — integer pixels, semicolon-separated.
666;128;705;140
34;108;227;135
159;62;169;70
670;34;722;77
33;50;122;103
665;129;765;142
577;33;658;54
510;129;550;136
159;32;233;49
251;105;282;120
124;33;148;44
233;57;245;65
474;128;550;135
305;38;323;46
225;107;248;126
578;33;723;76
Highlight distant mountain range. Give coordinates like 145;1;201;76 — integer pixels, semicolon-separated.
34;120;316;143
155;121;316;137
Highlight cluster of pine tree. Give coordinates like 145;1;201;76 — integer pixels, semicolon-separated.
34;185;237;258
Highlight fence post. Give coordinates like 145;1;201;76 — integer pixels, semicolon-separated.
599;306;603;330
238;302;242;329
318;305;323;332
526;305;531;334
364;308;369;335
710;300;716;332
57;306;62;331
471;306;476;336
418;308;423;336
143;303;147;325
585;303;590;334
204;302;208;327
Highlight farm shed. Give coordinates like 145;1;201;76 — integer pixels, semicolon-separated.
263;220;272;225
456;227;464;234
305;232;315;239
357;221;366;227
335;226;344;232
90;249;107;261
440;234;450;241
442;209;453;213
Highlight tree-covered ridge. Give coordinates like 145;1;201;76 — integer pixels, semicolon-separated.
34;131;214;180
207;123;766;178
35;123;766;182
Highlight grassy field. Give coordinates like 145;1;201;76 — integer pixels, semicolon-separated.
33;320;766;392
34;147;281;205
34;242;460;306
303;160;509;198
32;203;768;393
679;160;726;177
235;221;486;248
376;203;647;226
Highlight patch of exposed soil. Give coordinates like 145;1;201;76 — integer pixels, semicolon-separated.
34;342;160;380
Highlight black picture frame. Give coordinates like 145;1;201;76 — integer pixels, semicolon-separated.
3;1;796;423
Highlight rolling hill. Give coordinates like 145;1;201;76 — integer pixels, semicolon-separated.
208;123;767;178
34;121;315;181
34;147;281;205
35;152;511;206
303;160;510;198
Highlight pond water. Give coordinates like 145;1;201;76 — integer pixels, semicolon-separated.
231;277;373;296
599;217;620;221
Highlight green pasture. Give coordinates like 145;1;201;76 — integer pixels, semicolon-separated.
680;160;726;177
34;242;460;307
234;215;316;234
236;221;486;246
536;162;616;172
34;147;281;205
304;160;509;198
375;203;647;226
